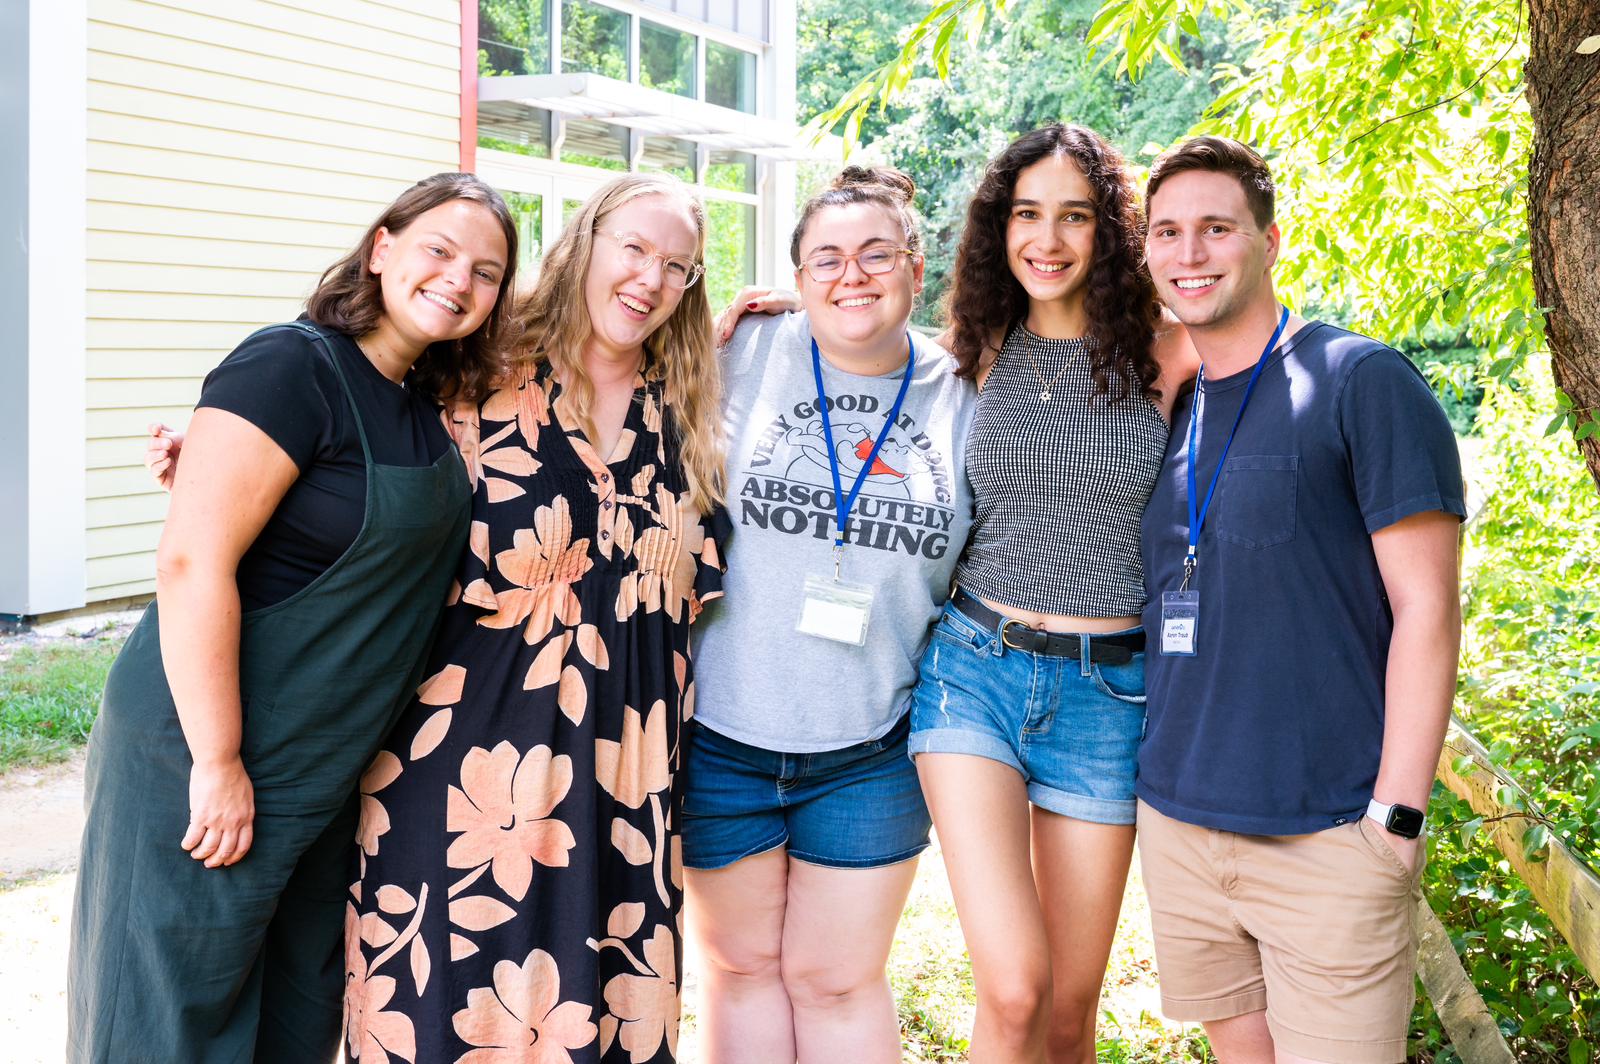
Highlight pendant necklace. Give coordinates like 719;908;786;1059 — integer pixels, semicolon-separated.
1022;339;1074;402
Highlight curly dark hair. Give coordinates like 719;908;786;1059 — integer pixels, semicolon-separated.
945;125;1159;401
306;172;519;403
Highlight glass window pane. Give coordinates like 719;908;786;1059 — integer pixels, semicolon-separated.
705;41;756;114
563;198;585;225
640;137;696;181
478;0;551;76
477;102;553;158
561;0;629;79
639;21;695;98
704;200;755;309
705;150;755;194
502;190;545;276
560;118;629;170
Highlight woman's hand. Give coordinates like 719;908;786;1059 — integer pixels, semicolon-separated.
145;423;186;493
714;287;801;346
183;756;256;868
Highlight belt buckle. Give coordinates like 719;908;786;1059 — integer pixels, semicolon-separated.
999;618;1037;652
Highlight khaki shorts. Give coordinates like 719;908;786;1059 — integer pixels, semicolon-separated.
1136;799;1423;1064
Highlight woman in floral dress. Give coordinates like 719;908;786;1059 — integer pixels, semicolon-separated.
344;173;726;1064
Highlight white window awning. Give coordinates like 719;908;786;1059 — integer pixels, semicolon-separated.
478;73;843;162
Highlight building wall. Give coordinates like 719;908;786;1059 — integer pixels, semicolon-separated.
83;0;463;603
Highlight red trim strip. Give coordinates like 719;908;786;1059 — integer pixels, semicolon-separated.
460;0;478;172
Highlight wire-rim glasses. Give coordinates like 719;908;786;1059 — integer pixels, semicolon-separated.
797;245;915;283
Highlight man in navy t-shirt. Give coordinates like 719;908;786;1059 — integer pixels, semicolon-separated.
1135;137;1465;1063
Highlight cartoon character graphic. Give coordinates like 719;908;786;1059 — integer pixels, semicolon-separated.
784;421;931;499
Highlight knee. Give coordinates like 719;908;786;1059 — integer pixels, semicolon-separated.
980;973;1053;1037
780;958;885;1012
1046;1008;1095;1059
697;935;783;985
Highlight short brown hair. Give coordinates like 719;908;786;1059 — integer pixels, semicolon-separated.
1145;137;1275;228
307;172;519;404
790;165;922;265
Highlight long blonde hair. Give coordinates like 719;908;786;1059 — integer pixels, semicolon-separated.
513;174;724;514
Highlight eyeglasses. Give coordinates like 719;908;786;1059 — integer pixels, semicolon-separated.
597;230;704;289
797;245;915;283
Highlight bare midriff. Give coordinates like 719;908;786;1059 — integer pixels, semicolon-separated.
974;592;1141;635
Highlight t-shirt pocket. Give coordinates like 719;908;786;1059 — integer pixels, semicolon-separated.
1214;454;1298;549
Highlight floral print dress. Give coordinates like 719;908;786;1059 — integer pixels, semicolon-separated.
345;362;724;1064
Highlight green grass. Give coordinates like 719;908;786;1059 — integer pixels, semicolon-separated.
887;846;1216;1062
0;638;121;771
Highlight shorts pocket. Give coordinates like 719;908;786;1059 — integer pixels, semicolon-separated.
1214;454;1298;549
929;602;994;655
1355;817;1414;882
1090;654;1147;705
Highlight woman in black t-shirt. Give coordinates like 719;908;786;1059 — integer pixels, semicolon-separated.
69;173;519;1063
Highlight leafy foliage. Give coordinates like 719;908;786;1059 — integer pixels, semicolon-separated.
1416;370;1600;1058
798;0;1233;324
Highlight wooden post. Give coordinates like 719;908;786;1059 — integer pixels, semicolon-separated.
1415;899;1515;1063
1435;720;1600;975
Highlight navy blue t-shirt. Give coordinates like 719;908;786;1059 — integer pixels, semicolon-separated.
1137;321;1465;836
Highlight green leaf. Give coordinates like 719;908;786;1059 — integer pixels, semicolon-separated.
1572;1038;1593;1064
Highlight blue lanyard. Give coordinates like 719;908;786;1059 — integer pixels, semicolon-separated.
811;333;915;578
1183;305;1290;589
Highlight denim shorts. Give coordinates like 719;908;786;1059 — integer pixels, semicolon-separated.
906;598;1147;826
680;714;932;870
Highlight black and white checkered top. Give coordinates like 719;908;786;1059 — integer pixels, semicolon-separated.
954;325;1169;617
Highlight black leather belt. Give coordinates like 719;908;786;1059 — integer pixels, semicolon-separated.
951;588;1144;664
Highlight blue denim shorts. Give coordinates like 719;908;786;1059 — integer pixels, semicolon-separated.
680;714;932;870
907;598;1147;826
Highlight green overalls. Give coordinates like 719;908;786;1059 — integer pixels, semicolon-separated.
68;323;470;1063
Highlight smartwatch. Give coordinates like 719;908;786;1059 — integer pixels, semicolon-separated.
1366;798;1425;840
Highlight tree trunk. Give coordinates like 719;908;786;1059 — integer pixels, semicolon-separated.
1527;0;1600;491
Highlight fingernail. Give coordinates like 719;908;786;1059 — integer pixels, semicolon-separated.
747;302;758;309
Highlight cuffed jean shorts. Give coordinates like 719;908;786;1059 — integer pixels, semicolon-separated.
680;714;932;870
907;597;1147;825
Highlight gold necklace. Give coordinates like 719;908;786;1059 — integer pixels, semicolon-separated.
1021;341;1074;402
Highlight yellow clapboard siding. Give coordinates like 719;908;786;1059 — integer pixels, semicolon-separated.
89;233;336;273
89;522;164;558
89;111;453;184
88;379;204;409
91;0;459;89
83;0;463;607
88;20;457;113
88;551;159;589
89;82;455;164
90;467;173;499
89;292;304;323
87;320;283;351
89;493;170;529
90;142;425;206
89;406;207;439
89;578;159;600
89;201;363;248
266;0;460;40
89;261;317;301
87;53;458;141
88;437;161;470
135;0;460;65
89;349;229;379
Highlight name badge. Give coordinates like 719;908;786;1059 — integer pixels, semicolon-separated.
1160;590;1199;656
797;575;874;645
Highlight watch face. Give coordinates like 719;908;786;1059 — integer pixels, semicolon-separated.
1387;805;1425;839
